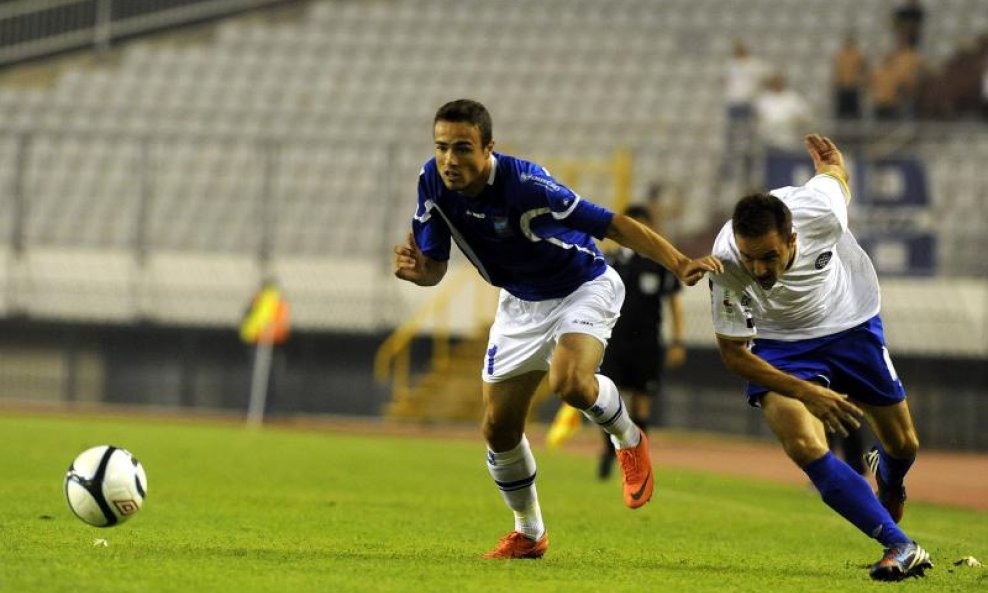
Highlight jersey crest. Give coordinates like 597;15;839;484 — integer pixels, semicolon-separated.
492;216;512;237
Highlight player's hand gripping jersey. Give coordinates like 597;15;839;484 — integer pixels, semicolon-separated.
413;153;613;301
710;174;881;341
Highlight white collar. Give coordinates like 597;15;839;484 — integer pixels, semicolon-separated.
486;154;498;185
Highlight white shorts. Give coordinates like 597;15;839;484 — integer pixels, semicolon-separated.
482;266;625;382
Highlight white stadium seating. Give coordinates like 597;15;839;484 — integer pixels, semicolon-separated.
0;0;984;337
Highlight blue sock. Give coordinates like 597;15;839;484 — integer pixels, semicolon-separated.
804;452;910;547
877;443;914;490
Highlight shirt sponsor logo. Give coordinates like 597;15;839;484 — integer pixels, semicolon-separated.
815;251;833;270
465;210;486;219
519;172;560;192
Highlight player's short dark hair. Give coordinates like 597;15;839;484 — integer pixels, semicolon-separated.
434;99;493;146
623;204;652;224
732;193;792;239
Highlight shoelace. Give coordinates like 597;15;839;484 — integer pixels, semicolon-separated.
617;446;641;473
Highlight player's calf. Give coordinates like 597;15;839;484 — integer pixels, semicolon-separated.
864;447;907;523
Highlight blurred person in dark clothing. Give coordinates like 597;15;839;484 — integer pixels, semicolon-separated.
893;0;925;49
834;34;869;120
597;205;685;480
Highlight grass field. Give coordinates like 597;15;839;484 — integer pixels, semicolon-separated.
1;413;985;593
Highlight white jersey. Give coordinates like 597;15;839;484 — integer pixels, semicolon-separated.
710;174;880;341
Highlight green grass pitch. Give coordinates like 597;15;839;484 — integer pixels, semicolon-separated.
1;413;985;593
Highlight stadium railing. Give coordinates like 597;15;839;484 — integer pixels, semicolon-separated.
0;0;302;67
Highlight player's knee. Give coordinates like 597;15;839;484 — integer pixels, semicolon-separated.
482;415;523;452
549;371;595;407
781;436;828;467
887;430;920;459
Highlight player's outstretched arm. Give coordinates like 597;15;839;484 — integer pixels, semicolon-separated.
716;336;863;436
606;215;723;286
394;232;447;286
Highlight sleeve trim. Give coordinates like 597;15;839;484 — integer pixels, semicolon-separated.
715;333;755;342
817;171;851;203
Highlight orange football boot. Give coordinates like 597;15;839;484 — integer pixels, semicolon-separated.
482;531;548;559
616;430;654;508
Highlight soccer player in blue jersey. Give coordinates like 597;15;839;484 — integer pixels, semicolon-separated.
709;134;932;581
394;99;722;559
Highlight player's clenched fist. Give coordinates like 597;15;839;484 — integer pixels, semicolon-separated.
394;232;424;280
393;232;446;286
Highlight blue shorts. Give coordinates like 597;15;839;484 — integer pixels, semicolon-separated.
745;314;906;407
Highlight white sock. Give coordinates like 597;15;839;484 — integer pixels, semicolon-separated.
582;374;641;449
486;435;545;540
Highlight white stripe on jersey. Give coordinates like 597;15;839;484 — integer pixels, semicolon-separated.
546;236;603;260
413;199;434;224
519;207;550;240
551;194;582;220
520;207;602;260
429;201;492;284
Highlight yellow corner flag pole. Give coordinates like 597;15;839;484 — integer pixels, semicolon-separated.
246;330;274;428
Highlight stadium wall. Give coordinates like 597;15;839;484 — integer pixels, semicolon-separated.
0;318;985;451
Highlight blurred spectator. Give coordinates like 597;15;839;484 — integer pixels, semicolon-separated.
833;34;869;120
871;53;904;120
892;0;925;49
754;72;812;152
888;42;928;117
721;40;770;184
917;35;988;118
869;42;928;121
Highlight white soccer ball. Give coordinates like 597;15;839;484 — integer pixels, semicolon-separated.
65;445;148;527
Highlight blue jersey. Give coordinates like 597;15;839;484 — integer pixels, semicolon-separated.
412;152;613;301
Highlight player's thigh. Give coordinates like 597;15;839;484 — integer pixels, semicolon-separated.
482;370;546;448
761;392;829;467
857;399;919;457
548;332;605;398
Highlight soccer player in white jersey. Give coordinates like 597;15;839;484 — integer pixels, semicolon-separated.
709;134;932;581
394;99;722;559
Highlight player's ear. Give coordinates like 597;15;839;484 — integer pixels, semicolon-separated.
789;232;797;248
484;140;495;156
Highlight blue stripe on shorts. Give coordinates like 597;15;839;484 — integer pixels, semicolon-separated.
745;314;906;407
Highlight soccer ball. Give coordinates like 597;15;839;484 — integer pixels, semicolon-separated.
65;445;148;527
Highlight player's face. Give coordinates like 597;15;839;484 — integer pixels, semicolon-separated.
433;120;493;196
735;231;796;289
